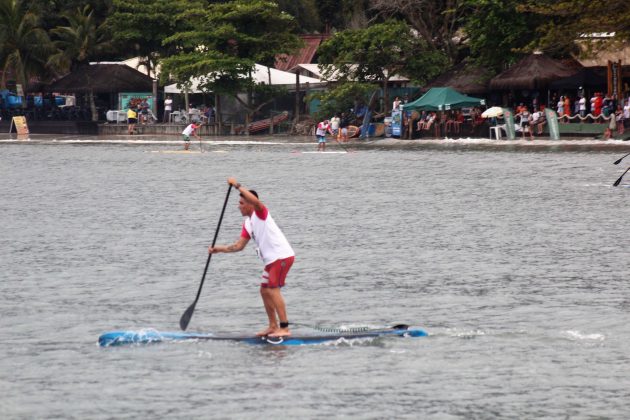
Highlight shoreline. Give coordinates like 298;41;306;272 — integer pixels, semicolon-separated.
1;133;630;151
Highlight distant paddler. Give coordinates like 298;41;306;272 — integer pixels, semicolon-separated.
181;122;201;151
208;178;295;338
315;119;333;151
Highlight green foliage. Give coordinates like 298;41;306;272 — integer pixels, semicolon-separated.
369;0;473;62
316;0;357;31
107;0;194;72
520;0;630;55
160;0;303;114
464;0;544;71
308;81;376;120
276;0;320;33
316;19;447;114
318;19;446;83
27;0;112;33
48;5;112;72
0;0;53;88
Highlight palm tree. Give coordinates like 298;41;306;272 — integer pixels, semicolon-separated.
0;0;52;105
48;5;112;121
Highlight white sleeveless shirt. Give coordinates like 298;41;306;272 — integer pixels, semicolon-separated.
241;206;294;265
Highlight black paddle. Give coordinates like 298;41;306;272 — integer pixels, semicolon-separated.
180;184;233;330
613;152;630;165
333;135;352;153
613;166;630;187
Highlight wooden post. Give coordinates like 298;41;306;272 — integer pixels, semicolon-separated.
152;79;158;120
216;94;221;135
607;60;613;97
615;59;623;98
295;72;300;123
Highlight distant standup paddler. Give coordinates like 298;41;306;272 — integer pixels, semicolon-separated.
181;122;200;150
208;178;295;338
316;119;332;151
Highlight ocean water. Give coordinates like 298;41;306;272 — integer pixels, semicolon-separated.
1;138;630;419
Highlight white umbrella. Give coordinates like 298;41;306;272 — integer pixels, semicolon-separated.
481;106;503;118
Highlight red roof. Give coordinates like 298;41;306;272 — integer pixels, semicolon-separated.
275;34;330;71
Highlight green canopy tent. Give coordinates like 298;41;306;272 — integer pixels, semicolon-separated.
402;87;485;111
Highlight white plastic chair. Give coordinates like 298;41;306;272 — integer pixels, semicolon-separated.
169;111;181;123
489;125;505;140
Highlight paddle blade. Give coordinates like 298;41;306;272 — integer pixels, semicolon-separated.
613;167;630;187
614;158;623;165
179;302;196;330
392;324;410;330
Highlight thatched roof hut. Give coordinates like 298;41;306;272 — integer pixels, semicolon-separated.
423;61;493;95
46;64;154;93
489;54;580;90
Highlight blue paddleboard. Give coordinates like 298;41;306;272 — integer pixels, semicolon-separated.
98;325;427;347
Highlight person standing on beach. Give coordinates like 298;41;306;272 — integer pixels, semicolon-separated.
330;114;341;140
181;122;200;150
578;96;586;119
393;96;401;111
127;106;137;135
316;119;332;151
519;106;534;140
163;96;173;123
208;178;295;338
339;113;349;142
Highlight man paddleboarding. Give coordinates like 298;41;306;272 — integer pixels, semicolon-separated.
315;119;332;151
181;122;201;150
208;178;295;337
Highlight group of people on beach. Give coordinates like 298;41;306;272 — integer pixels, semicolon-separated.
549;92;630;138
314;113;351;151
553;92;626;120
415;111;465;134
126;99;154;134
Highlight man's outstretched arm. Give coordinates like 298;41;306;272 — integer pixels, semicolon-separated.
209;237;249;254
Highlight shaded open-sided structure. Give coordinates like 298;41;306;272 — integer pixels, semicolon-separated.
489;54;580;90
46;64;154;93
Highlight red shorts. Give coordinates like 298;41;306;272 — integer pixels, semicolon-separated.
261;256;294;288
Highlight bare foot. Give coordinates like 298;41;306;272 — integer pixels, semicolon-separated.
268;328;291;338
256;327;275;337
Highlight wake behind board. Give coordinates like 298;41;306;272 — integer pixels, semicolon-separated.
99;325;427;347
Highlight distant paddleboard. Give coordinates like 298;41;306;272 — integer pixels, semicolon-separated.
300;151;348;154
150;150;203;154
